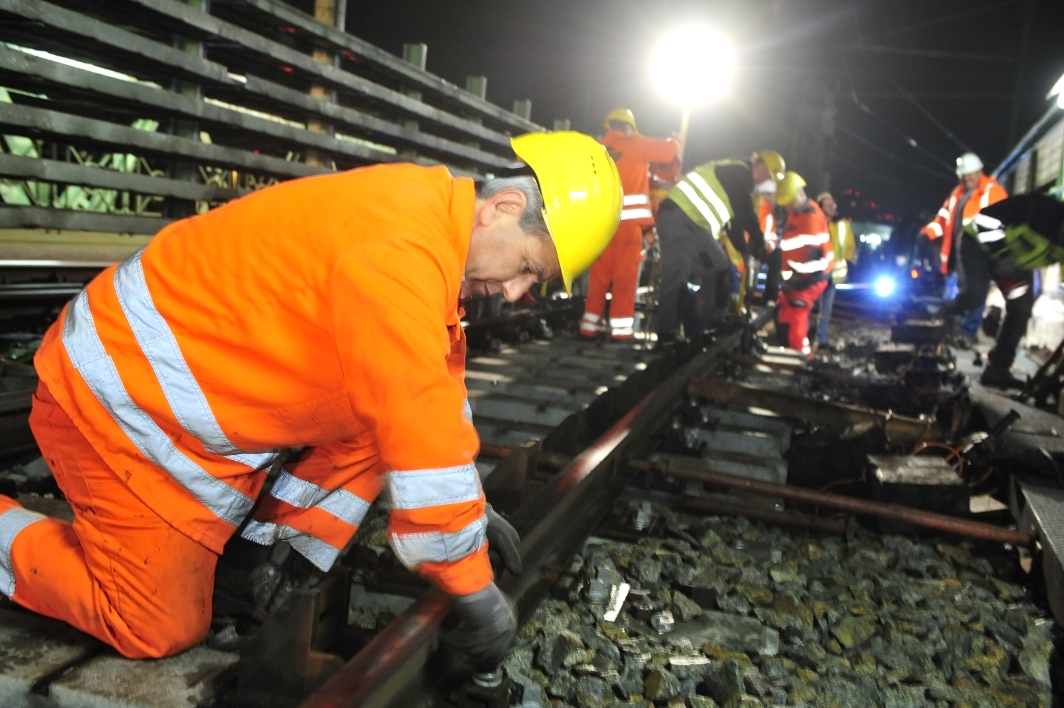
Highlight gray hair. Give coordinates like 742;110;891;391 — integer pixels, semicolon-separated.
476;174;550;240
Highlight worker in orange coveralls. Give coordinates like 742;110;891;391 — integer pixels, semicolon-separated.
580;107;679;340
0;132;621;667
774;172;833;360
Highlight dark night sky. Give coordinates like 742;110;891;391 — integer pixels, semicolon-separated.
345;1;1064;219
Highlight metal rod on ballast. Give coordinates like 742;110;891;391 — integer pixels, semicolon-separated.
629;459;1035;547
681;495;856;538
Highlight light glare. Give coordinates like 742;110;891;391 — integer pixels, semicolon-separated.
874;277;896;298
652;27;734;107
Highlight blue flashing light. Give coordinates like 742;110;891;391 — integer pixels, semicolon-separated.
874;276;896;298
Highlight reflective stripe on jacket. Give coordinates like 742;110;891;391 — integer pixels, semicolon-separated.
921;174;1007;274
602;130;679;229
666;160;744;238
780;200;834;287
35;164;492;596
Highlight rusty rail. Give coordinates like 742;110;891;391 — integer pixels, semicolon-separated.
681;495;857;538
645;459;1034;547
300;336;738;708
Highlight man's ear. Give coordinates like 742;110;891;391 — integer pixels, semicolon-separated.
490;188;528;218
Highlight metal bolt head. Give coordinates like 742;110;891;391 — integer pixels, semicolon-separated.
650;610;675;633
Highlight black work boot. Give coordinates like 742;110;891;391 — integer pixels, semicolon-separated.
980;366;1026;390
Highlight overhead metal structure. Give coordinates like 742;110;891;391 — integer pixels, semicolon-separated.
0;0;543;259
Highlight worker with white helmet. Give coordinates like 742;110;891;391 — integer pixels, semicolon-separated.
920;152;1008;349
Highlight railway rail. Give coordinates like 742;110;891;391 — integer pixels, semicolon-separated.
0;311;1061;708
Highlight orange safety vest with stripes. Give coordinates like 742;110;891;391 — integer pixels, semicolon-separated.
33;164;492;597
779;200;834;286
921;174;1007;274
601;130;680;229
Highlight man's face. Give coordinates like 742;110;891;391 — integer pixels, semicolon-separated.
464;189;560;302
751;161;770;185
784;191;807;215
819;196;837;218
960;171;982;191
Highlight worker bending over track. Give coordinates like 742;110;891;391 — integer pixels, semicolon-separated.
775;172;834;360
654;156;769;342
581;108;678;340
0;132;622;668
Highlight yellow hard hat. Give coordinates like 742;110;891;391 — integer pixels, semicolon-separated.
775;171;807;207
511;131;623;294
603;106;638;133
752;150;786;181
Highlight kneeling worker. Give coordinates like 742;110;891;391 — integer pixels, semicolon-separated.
776;173;833;360
0;132;622;667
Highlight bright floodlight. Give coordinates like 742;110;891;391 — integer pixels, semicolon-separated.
1050;72;1064;109
652;26;734;107
874;276;896;298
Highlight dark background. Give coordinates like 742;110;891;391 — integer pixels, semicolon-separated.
335;0;1064;222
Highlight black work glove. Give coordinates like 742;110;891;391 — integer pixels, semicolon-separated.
485;504;523;576
448;583;518;670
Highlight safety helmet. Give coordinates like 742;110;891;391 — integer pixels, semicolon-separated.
752;150;786;181
511;131;623;293
775;171;807;207
603;107;638;133
955;152;984;177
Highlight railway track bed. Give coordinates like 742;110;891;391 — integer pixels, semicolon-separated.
0;319;1061;708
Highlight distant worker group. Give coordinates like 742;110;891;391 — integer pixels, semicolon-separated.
580;108;855;361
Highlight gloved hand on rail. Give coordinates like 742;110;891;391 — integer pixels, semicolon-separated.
485;504;523;576
448;582;518;670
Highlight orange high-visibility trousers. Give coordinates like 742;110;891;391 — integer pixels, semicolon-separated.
581;221;643;339
776;280;828;360
3;381;216;658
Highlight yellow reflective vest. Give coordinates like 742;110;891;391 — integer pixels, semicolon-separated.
829;218;855;283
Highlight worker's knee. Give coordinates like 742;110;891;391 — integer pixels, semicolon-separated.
114;609;211;659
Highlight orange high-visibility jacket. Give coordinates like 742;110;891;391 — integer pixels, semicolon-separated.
780;200;834;289
921;174;1007;274
602;130;680;229
34;164;492;596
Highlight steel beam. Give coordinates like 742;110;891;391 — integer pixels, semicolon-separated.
217;0;540;134
0;207;171;235
0;102;327;179
66;0;514;147
0;153;245;202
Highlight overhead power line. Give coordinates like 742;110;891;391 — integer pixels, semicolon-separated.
830;153;927;194
847;89;958;173
862;1;1018;41
835;123;955;183
851;45;1016;63
883;75;974;154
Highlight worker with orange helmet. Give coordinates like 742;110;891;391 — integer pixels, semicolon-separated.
775;172;834;360
580;107;679;340
1;132;622;668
